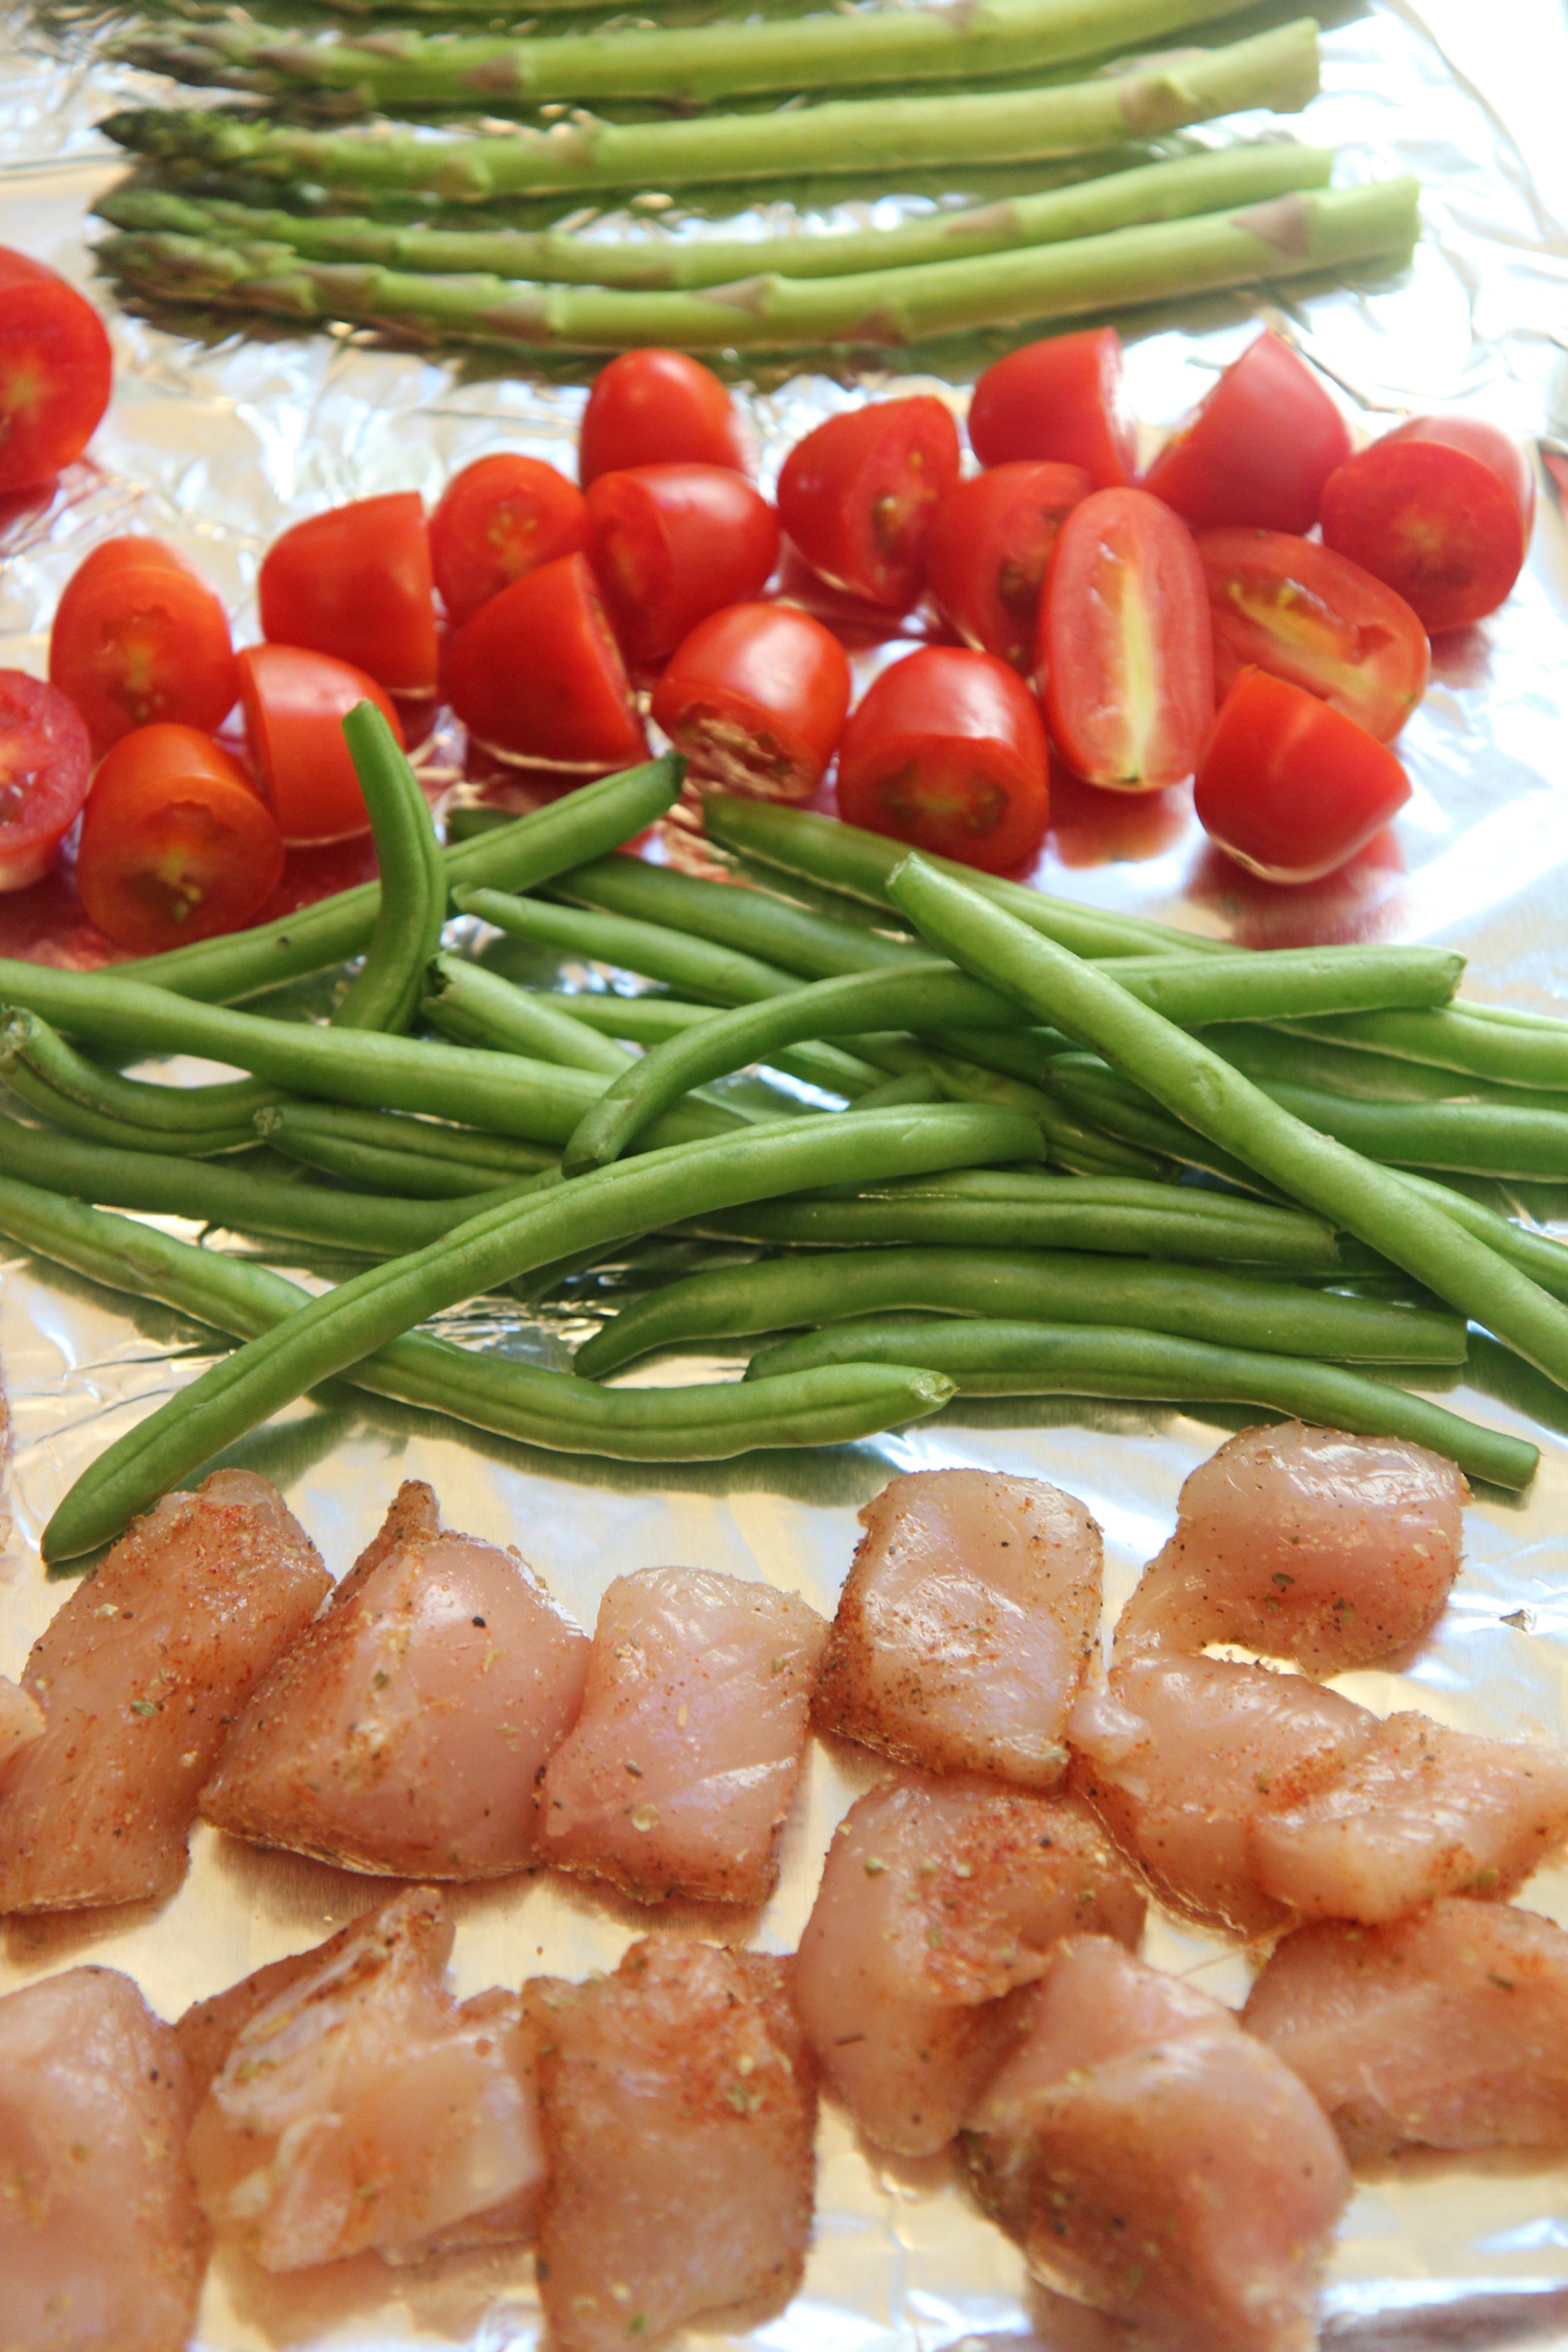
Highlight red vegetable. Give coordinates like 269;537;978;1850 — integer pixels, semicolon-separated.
777;397;961;612
651;603;850;803
926;460;1091;671
578;349;749;487
430;454;587;628
0;669;92;892
0;247;113;493
968;329;1135;489
1143;331;1352;534
1318;417;1535;634
75;723;284;953
1194;666;1411;884
238;644;404;846
48;536;237;755
1041;486;1214;791
259;492;438;695
1198;528;1429;744
836;645;1050;873
586;464;780;667
445;551;646;771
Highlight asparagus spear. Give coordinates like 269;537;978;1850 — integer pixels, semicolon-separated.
99;175;1419;353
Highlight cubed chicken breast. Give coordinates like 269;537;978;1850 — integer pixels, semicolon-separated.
540;1566;827;1905
795;1775;1146;2155
0;1469;330;1913
0;1671;43;1772
527;1936;817;2352
0;1964;206;2352
813;1469;1102;1787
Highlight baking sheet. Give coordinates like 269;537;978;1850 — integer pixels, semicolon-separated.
4;1;1568;2343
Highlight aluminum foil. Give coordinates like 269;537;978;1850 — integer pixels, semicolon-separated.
4;1;1568;2342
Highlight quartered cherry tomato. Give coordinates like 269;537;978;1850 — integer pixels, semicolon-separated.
966;329;1135;489
238;644;403;845
1143;331;1352;534
1318;417;1535;634
430;454;587;628
586;464;780;667
0;247;113;492
836;645;1050;873
259;492;438;695
1041;487;1214;791
578;349;749;487
1194;666;1411;884
926;461;1091;671
0;669;91;891
651;603;851;803
75;722;284;953
777;397;961;612
1198;528;1429;743
49;536;237;754
445;551;646;771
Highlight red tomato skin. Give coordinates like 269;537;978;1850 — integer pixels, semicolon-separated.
585;464;780;667
578;349;749;487
650;603;851;802
1318;417;1533;633
430;454;587;628
1194;666;1411;885
777;398;962;612
1198;527;1429;744
445;551;647;771
238;644;404;846
76;723;285;953
1143;332;1352;535
0;248;113;492
836;644;1050;874
259;493;438;695
49;536;237;755
0;668;93;890
967;330;1135;490
1041;487;1214;791
926;461;1092;671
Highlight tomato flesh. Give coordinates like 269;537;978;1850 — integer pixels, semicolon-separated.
1194;666;1411;885
585;464;780;668
0;247;113;492
926;461;1091;671
76;723;284;953
430;454;587;628
1318;417;1534;634
1143;331;1352;534
967;329;1135;489
49;536;237;754
651;603;851;803
238;644;404;846
777;397;961;611
445;551;647;771
836;645;1049;873
0;668;92;891
1198;528;1429;743
578;349;749;487
259;491;438;695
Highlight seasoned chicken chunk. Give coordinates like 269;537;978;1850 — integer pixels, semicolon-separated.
0;1469;329;1913
813;1469;1102;1787
964;1936;1350;2352
187;1886;545;2270
1116;1423;1465;1675
1244;1898;1568;2159
527;1937;817;2352
795;1776;1146;2155
0;1671;43;1772
200;1487;588;1877
541;1566;827;1905
0;1964;206;2352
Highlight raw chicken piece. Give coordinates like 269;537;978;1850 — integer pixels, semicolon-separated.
0;1469;330;1913
1116;1423;1465;1676
0;1964;206;2352
1243;1898;1568;2159
200;1486;589;1877
0;1670;43;1772
527;1936;817;2352
813;1469;1102;1787
540;1566;827;1905
187;1886;545;2270
795;1775;1146;2155
963;1936;1350;2352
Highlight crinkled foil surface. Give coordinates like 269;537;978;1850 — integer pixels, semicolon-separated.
3;2;1568;2343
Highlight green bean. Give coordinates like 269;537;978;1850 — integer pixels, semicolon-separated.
926;1024;1073;1086
553;852;924;982
1264;1080;1568;1180
457;885;800;1004
745;1319;1535;1489
1105;945;1463;1023
537;988;885;1096
0;1011;273;1149
253;1102;557;1178
424;954;634;1075
1;1055;259;1160
1292;1004;1568;1092
1395;1172;1568;1306
919;1046;1160;1178
1202;1022;1524;1104
849;1070;946;1111
333;704;449;1034
257;1105;561;1199
1046;1054;1282;1195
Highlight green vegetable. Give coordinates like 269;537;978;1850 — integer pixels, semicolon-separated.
334;703;448;1034
457;885;800;1004
1396;1172;1568;1306
257;1105;562;1199
1046;1053;1287;1194
1292;1003;1568;1093
1;1016;263;1156
423;954;634;1075
554;853;924;982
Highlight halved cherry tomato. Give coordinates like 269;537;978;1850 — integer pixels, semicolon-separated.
238;644;403;846
49;536;237;755
1194;666;1410;884
0;669;91;891
1143;331;1352;534
967;329;1134;490
777;397;961;612
586;464;780;668
1318;417;1534;634
1041;487;1214;791
430;453;587;628
445;551;646;771
926;461;1091;671
651;603;851;803
1198;528;1429;744
259;493;438;695
76;723;284;953
836;645;1049;873
578;349;749;488
0;248;113;493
